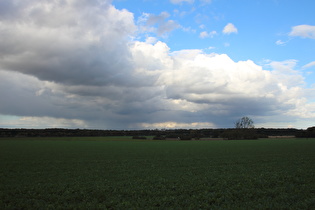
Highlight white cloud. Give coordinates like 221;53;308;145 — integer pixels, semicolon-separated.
199;30;217;38
210;31;218;37
303;61;315;69
146;12;170;25
0;0;314;129
276;40;287;46
145;37;158;44
181;26;196;33
223;23;238;34
170;0;210;5
138;12;180;37
138;121;215;129
153;49;313;125
200;0;212;4
157;20;180;36
1;44;314;128
269;60;298;74
130;41;173;72
289;25;315;39
170;0;194;4
199;31;208;38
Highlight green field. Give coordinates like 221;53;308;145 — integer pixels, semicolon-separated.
1;137;315;209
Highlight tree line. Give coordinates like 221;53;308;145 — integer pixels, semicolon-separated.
0;127;306;139
1;116;312;139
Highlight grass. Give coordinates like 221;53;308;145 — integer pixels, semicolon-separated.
0;137;315;209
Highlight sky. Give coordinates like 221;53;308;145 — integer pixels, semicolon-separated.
0;0;315;130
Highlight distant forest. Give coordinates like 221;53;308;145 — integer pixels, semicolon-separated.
1;127;314;138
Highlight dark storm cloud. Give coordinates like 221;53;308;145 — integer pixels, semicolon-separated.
0;71;64;118
0;0;137;87
0;1;16;19
0;0;313;129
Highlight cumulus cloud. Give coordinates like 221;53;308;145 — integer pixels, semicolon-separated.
223;23;238;34
0;69;164;129
289;25;315;39
0;0;137;87
0;0;314;129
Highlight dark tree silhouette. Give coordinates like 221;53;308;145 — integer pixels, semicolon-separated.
235;116;254;129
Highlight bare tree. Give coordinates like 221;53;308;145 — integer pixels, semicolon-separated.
235;116;254;129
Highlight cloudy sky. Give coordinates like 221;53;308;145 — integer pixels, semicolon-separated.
0;0;314;129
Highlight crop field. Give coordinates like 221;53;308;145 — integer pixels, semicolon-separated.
0;137;315;209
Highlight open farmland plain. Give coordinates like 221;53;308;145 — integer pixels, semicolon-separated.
0;137;314;209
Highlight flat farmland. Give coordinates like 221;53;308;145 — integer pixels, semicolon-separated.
0;137;314;209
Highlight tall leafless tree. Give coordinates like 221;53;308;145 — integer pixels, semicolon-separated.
235;116;254;129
